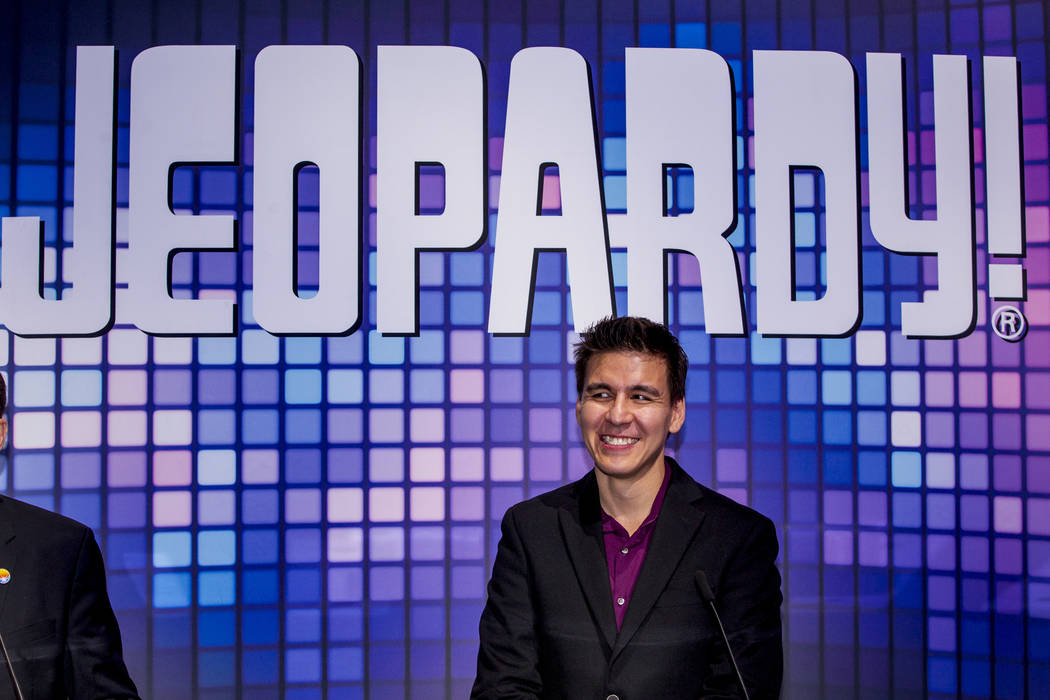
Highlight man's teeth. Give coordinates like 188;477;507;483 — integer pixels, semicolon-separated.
602;436;639;445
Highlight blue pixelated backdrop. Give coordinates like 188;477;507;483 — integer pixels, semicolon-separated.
1;0;1049;698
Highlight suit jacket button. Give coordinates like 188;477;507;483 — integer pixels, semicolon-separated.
605;695;620;700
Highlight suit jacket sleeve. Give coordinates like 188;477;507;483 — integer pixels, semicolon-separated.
471;506;543;700
701;516;783;700
65;529;140;700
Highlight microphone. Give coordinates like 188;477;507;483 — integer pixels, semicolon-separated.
0;628;25;700
695;570;750;700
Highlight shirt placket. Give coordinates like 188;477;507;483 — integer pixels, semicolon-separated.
614;528;641;611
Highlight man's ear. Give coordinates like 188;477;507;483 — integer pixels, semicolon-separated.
668;399;685;434
0;417;7;450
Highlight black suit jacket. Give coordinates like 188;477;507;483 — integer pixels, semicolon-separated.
472;459;782;699
0;496;139;700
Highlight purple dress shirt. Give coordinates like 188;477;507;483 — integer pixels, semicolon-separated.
600;462;672;630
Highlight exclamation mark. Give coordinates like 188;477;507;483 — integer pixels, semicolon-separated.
983;56;1027;302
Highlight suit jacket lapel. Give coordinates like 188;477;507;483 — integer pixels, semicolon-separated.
557;473;618;652
0;499;16;621
611;461;705;661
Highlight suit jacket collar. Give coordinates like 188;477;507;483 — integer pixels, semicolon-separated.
556;458;707;660
557;471;617;650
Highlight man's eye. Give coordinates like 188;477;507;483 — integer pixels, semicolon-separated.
632;394;652;401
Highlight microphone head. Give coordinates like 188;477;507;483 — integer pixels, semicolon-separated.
694;570;715;602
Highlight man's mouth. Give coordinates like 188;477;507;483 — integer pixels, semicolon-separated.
601;435;640;446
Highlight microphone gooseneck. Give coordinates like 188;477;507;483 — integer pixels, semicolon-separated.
695;570;750;700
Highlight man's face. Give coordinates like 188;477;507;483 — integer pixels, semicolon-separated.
575;351;685;482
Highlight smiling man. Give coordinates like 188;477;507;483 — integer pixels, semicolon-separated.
472;316;783;699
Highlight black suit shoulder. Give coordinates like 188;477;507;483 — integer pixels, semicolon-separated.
527;475;586;508
694;481;777;532
0;495;91;530
0;496;92;549
513;479;580;515
498;474;597;544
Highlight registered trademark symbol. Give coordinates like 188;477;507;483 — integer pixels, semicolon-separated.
992;305;1027;342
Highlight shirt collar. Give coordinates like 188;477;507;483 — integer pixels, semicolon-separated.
600;460;673;535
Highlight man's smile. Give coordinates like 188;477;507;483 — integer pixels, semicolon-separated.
600;435;641;447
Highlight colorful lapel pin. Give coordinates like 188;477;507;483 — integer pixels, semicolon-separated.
0;569;10;585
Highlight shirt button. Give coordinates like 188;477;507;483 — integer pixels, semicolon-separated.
616;597;625;606
620;547;629;554
606;695;621;700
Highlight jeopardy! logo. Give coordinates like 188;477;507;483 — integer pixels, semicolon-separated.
0;46;1029;340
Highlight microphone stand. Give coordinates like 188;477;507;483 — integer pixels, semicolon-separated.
695;570;750;700
0;628;25;700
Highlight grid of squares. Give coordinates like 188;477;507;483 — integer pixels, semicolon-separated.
1;0;1048;698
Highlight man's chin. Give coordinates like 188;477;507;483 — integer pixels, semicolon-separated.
591;458;662;482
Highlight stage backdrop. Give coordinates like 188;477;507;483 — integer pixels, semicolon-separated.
2;0;1048;698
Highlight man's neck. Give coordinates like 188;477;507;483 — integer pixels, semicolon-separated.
595;459;667;536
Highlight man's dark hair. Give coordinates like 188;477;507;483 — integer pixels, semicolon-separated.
574;316;688;403
0;371;6;414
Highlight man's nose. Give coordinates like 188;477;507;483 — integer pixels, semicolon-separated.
606;394;632;423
